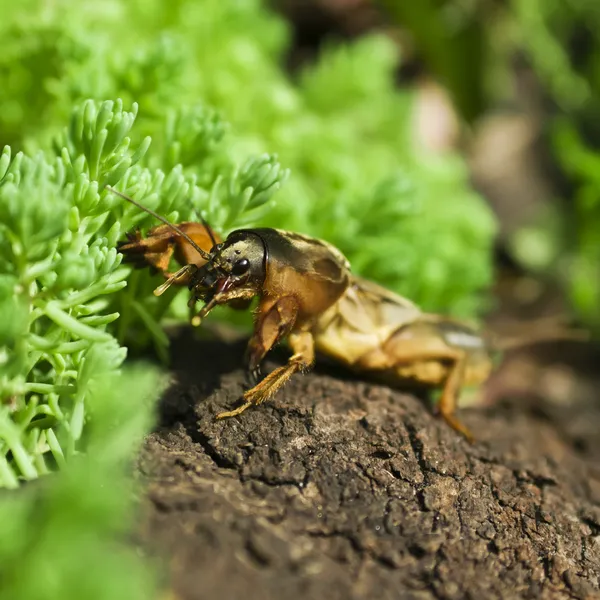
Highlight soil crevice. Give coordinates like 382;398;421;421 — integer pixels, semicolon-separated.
139;332;600;600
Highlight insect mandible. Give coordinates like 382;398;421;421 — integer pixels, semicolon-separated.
111;188;494;442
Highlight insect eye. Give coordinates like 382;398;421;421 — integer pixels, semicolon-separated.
231;258;250;275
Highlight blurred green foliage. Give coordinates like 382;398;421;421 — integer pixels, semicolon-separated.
1;0;496;320
379;0;600;327
0;360;164;600
552;121;600;326
379;0;488;122
513;0;600;328
511;0;599;114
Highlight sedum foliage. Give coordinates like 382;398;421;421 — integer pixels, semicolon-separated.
0;94;286;599
1;0;496;318
0;98;283;484
0;360;164;600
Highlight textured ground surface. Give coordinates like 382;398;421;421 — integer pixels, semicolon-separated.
138;330;600;600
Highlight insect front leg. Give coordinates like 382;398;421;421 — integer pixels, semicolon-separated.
118;223;218;284
242;296;298;383
118;230;178;278
216;297;314;419
241;330;314;410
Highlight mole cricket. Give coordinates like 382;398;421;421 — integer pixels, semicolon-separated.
110;188;495;442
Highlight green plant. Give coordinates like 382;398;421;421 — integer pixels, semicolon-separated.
551;121;600;327
377;0;490;122
0;359;163;600
1;0;496;320
377;0;600;328
0;96;286;483
510;0;599;114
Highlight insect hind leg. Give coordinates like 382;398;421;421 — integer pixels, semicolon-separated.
434;354;475;443
356;323;476;442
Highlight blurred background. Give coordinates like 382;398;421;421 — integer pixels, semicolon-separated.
280;0;599;325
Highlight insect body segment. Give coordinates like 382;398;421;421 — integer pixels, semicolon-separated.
113;190;493;442
312;278;491;442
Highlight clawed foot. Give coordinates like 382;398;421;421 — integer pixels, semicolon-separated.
215;386;263;420
441;412;475;444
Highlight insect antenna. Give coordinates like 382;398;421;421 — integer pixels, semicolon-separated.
106;186;213;261
496;327;590;351
487;316;591;351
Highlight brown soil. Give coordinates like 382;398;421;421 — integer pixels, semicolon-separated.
137;329;600;600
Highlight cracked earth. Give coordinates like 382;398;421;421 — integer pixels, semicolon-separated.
137;330;600;600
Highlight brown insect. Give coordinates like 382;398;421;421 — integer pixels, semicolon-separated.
111;188;494;442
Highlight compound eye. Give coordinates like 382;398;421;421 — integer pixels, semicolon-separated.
231;258;250;276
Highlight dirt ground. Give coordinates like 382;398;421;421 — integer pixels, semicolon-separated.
137;329;600;600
